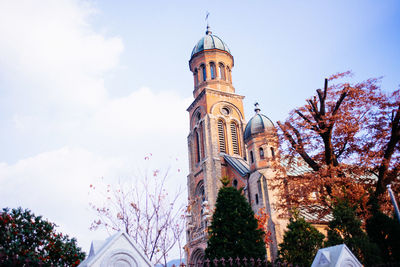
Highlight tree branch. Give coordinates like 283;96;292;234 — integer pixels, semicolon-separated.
278;121;320;171
375;102;400;196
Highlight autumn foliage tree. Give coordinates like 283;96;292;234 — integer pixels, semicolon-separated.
275;72;400;218
254;208;272;246
89;162;185;266
0;207;85;266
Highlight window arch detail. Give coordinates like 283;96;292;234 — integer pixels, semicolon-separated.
250;151;254;163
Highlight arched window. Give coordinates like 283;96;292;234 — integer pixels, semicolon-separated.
196;112;201;122
195;181;205;202
194;68;198;86
210;62;216;79
271;147;275;159
219;63;226;80
255;193;259;205
250;151;254;163
201;64;207;81
199;122;205;159
230;122;239;155
227;66;232;82
217;120;226;153
259;147;264;158
233;179;238;188
195;130;200;163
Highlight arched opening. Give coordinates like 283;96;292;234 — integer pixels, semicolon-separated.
250;150;254;163
259;147;264;159
199;122;205;159
194;68;198;86
227;66;232;82
218;120;226;153
255;193;259;205
210;62;216;79
271;147;275;159
219;63;226;80
195;130;201;163
190;248;205;266
233;179;238;188
195;181;205;202
201;64;207;81
231;122;240;155
196;112;201;122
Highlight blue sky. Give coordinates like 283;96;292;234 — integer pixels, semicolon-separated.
0;0;399;260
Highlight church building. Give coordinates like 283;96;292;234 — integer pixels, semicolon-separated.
185;26;288;264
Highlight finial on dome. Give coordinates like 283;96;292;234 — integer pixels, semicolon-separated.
205;11;212;35
206;25;212;35
254;102;261;114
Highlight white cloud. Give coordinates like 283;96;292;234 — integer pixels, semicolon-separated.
0;0;123;110
0;146;123;251
0;0;190;257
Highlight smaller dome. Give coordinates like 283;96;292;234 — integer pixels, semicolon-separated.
191;26;231;57
244;104;275;141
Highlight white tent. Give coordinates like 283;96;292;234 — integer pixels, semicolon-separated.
79;231;152;267
311;244;362;267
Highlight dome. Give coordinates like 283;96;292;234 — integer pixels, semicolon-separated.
191;26;231;57
244;104;275;141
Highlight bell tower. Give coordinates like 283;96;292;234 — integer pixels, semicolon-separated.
185;26;247;264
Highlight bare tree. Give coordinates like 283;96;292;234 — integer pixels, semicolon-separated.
89;165;185;266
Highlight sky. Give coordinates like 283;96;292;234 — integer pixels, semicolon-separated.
0;0;399;260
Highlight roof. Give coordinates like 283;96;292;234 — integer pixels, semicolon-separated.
244;113;275;141
191;26;231;57
223;153;250;177
282;159;314;177
299;205;333;223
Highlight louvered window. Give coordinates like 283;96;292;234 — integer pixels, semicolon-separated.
231;122;239;155
218;120;226;153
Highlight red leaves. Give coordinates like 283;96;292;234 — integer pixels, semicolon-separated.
275;72;400;220
254;208;272;246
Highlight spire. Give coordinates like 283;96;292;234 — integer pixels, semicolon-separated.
254;102;261;114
